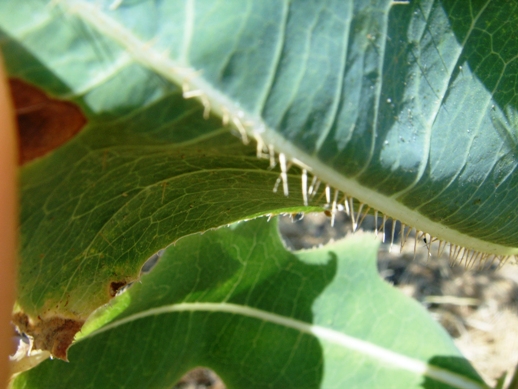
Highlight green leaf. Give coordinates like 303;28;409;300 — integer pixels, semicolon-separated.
4;0;514;257
3;0;517;257
0;0;516;365
16;119;316;320
12;217;486;389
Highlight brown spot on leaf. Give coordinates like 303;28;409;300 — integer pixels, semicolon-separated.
109;281;128;297
9;79;87;165
12;312;84;361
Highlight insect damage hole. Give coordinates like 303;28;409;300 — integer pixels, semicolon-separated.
109;281;129;297
173;367;225;389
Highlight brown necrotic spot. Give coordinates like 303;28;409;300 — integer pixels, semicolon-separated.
109;281;128;297
12;312;84;361
9;79;86;165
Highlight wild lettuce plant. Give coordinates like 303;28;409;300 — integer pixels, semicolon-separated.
2;1;516;388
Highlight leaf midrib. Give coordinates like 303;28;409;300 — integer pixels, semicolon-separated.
81;302;486;389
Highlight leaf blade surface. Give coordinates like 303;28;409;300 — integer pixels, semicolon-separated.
13;218;486;389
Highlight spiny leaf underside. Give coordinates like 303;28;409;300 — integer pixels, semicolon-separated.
58;0;518;258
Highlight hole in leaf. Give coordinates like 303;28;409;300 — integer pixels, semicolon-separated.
140;249;165;275
9;78;87;165
173;367;225;389
109;281;128;297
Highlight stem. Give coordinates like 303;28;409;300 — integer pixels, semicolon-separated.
0;56;18;387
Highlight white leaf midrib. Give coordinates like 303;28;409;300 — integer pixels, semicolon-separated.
82;302;486;389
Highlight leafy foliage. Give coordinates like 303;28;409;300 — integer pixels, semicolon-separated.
13;219;485;389
1;0;515;387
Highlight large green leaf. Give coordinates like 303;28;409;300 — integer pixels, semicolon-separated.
15;115;315;320
4;0;518;255
0;0;516;361
12;218;486;389
4;0;515;255
10;85;320;355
